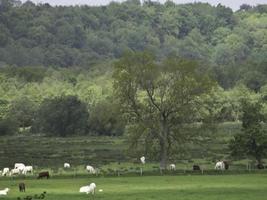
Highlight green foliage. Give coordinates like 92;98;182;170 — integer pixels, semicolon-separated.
113;51;214;168
0;0;265;92
0;117;18;135
229;100;267;163
0;66;47;82
0;98;9;119
0;0;267;141
7;97;37;128
89;98;125;136
33;95;89;136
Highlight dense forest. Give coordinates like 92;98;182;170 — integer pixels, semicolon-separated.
0;0;267;138
0;0;266;89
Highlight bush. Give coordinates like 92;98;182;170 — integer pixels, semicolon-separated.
33;95;89;136
8;97;37;128
89;99;125;136
0;118;18;136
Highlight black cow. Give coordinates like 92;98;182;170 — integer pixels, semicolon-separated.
223;161;229;170
19;182;26;192
37;171;50;179
193;165;201;171
257;163;265;169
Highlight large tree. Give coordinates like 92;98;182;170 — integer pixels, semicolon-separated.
113;51;214;168
229;100;267;164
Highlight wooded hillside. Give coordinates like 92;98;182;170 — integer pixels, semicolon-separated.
0;0;267;89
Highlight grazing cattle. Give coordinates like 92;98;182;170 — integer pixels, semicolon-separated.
0;188;9;196
23;166;33;174
2;168;9;176
140;156;145;164
86;165;96;174
257;163;265;169
215;161;225;170
79;183;96;195
17;165;25;174
15;163;25;169
169;164;176;170
37;171;50;179
64;163;70;168
193;165;201;171
19;183;26;192
10;168;20;176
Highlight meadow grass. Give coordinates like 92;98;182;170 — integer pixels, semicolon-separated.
1;174;267;200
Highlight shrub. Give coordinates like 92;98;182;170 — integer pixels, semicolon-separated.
0;118;18;135
33;95;89;136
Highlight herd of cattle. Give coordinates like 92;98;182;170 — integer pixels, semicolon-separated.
1;163;33;176
0;157;266;197
0;162;99;197
0;163;97;178
0;159;265;179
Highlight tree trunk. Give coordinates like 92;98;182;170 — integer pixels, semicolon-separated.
160;139;167;170
159;119;168;170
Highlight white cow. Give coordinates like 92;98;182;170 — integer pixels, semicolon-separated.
215;161;225;170
140;156;145;164
86;165;96;174
64;163;70;168
14;163;25;169
17;165;25;173
0;188;9;196
2;168;9;176
10;168;20;176
169;164;176;170
79;183;96;195
23;166;33;174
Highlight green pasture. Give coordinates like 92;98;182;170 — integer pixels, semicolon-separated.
1;174;267;200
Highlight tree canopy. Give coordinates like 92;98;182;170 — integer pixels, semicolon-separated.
229;100;267;164
113;51;214;168
0;0;266;90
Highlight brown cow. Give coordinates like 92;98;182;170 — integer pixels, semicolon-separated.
193;165;201;171
37;171;50;179
19;182;26;192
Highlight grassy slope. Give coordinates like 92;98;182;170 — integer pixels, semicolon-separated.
1;174;267;200
0;122;242;169
0;136;126;167
3;122;262;172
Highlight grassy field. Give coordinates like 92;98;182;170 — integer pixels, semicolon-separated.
1;174;267;200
